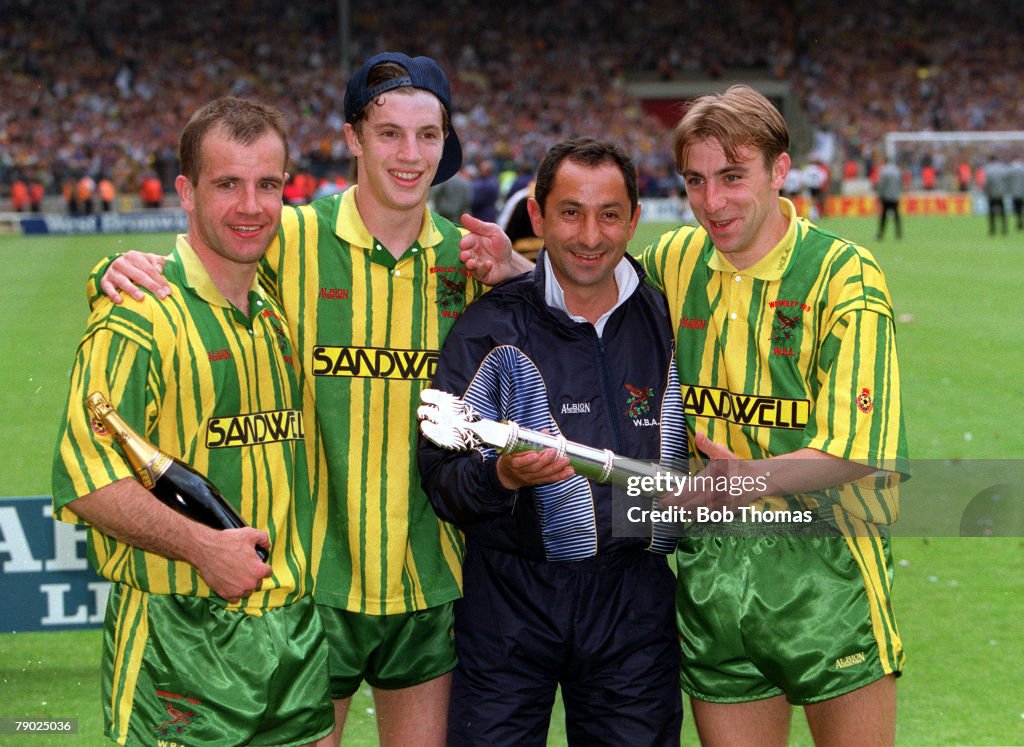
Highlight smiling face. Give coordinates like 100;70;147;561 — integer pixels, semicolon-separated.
176;126;286;272
344;89;445;218
682;137;790;269
528;158;640;316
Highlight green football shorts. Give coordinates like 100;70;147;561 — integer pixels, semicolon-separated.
317;602;457;699
101;585;333;746
675;532;904;705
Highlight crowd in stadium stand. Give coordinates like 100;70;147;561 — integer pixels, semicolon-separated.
2;0;1023;210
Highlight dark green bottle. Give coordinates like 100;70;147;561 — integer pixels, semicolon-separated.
86;392;268;562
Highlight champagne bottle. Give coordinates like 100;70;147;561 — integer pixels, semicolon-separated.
86;392;268;562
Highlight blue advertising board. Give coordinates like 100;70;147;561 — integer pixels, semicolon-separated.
18;210;188;235
0;496;108;632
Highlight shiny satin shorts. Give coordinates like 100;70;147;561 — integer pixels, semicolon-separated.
674;533;904;704
102;587;332;746
317;601;457;698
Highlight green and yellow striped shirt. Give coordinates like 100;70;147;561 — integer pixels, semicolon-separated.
641;199;908;525
53;236;313;613
260;187;483;614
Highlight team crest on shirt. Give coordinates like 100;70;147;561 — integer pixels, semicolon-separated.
771;309;801;350
769;299;809;357
625;384;653;418
89;414;109;437
857;387;874;414
435;273;466;311
262;308;293;363
153;690;202;738
626;384;659;427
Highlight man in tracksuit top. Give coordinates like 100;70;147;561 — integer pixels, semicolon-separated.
418;138;686;747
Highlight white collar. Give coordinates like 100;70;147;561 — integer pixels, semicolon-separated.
543;252;639;337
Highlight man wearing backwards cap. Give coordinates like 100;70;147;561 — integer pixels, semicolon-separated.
95;52;530;747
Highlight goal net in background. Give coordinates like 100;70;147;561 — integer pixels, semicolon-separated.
824;130;1024;217
884;130;1024;192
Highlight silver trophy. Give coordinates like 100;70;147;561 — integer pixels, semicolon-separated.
417;389;682;488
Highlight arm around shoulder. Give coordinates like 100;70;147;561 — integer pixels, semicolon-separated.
89;250;170;306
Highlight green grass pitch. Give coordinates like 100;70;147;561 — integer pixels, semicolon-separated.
0;215;1021;745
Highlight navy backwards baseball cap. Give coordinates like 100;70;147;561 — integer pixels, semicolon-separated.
344;52;462;185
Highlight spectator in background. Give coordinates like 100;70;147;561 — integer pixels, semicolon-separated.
782;161;804;200
98;177;116;212
503;161;534;203
803;160;829;219
875;158;903;240
295;171;317;203
431;167;473;223
76;174;95;215
957;161;973;192
1009;156;1024;231
63;178;79;215
139;173;163;208
283;174;308;205
27;181;43;211
496;175;542;261
5;0;1024;207
842;159;859;182
312;174;347;200
920;161;936;190
28;180;44;212
471;158;500;222
984;155;1009;236
497;162;518;199
11;178;29;212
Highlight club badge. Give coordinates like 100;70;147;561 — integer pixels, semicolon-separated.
153;689;202;738
856;387;873;414
437;274;466;309
625;384;653;418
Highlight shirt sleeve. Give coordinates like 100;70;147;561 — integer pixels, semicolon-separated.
803;306;909;525
804;242;907;476
52;305;155;523
258;220;289;307
417;303;519;525
639;239;667;294
639;225;706;309
84;253;116;309
84;252;173;310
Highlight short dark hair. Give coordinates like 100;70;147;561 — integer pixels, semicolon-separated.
178;97;289;184
534;138;638;216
